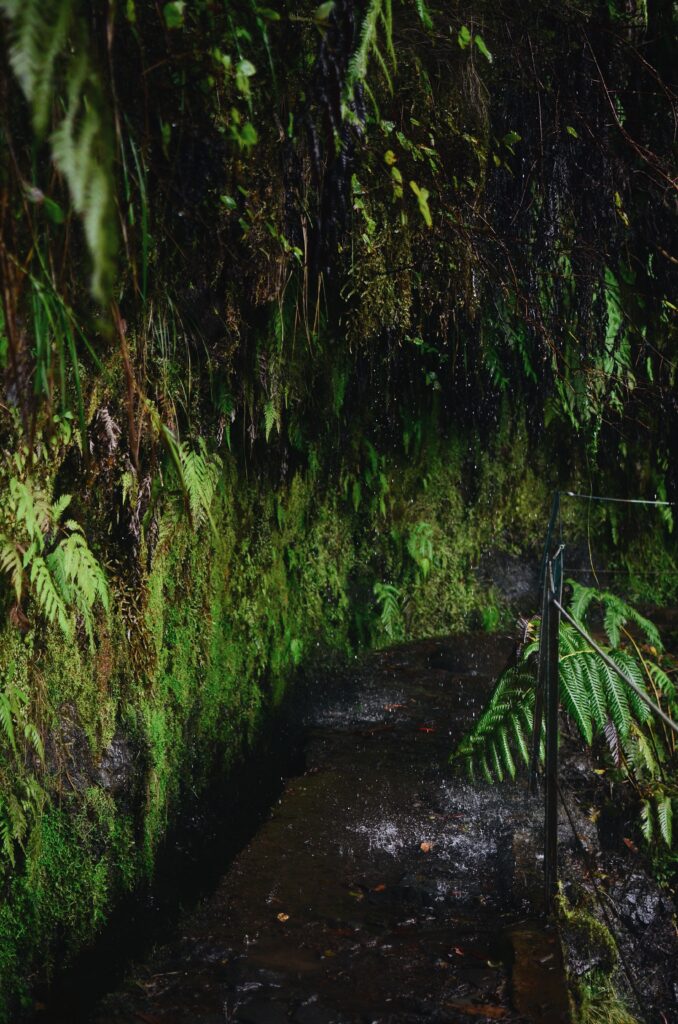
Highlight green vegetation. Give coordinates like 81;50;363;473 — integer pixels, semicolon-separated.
452;582;677;848
0;0;676;1017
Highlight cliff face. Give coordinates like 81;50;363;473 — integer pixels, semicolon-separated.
0;1;675;1015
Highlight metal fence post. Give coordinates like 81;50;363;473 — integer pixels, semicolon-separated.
530;492;560;795
544;544;563;910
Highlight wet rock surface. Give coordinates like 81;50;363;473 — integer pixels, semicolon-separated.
39;635;572;1024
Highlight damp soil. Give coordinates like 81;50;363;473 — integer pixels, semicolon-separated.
35;634;572;1024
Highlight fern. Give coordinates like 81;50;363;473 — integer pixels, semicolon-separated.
414;0;433;30
0;469;109;640
569;581;663;652
345;0;396;108
373;581;402;640
0;693;17;755
640;799;654;843
657;795;673;847
453;585;677;851
0;538;23;601
177;438;222;529
30;556;70;634
0;0;117;299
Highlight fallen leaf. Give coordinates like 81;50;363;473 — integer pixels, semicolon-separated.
372;883;387;892
384;703;405;710
420;841;432;853
277;912;290;922
348;890;365;901
417;725;436;733
623;837;639;854
323;948;336;957
453;946;465;956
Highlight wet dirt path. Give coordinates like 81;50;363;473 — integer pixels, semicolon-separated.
50;636;571;1024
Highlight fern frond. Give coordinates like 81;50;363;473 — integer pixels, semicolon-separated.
580;653;608;732
646;661;676;702
560;625;593;743
51;493;72;523
499;725;516;780
29;555;71;635
640;799;654;843
346;0;396;98
657;795;673;847
599;657;631;737
24;721;44;762
0;537;24;601
511;712;530;766
1;0;117;299
176;438;222;529
625;606;663;652
414;0;433;30
0;693;17;754
603;596;626;649
609;650;652;724
567;579;597;622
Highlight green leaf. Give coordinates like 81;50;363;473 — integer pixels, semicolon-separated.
43;196;65;224
163;2;185;29
457;24;472;48
414;0;433;29
474;34;493;63
314;1;335;21
503;130;521;149
409;180;432;228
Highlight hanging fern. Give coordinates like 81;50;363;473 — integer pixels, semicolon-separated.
0;0;117;300
345;0;396;115
451;583;677;850
177;439;222;530
373;581;402;640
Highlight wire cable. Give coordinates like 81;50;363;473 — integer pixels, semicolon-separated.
562;491;674;506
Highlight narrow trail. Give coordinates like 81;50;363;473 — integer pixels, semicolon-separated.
49;637;571;1024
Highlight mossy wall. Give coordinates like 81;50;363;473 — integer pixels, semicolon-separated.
0;414;585;1019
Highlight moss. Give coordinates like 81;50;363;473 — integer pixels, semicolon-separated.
555;892;641;1024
